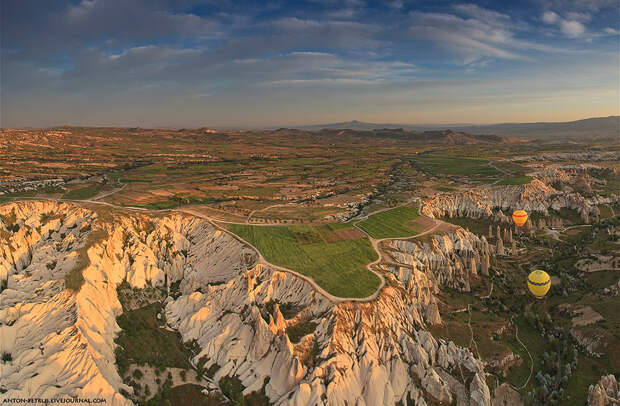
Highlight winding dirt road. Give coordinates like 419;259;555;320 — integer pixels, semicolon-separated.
7;197;444;304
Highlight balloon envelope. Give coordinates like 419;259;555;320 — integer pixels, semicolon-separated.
512;210;528;227
527;270;550;299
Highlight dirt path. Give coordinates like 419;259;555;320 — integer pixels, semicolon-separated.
510;315;534;391
8;197;399;304
7;196;449;304
353;198;418;222
222;197;419;227
481;281;494;299
467;304;480;359
178;208;388;303
246;203;292;223
487;160;513;185
93;183;127;201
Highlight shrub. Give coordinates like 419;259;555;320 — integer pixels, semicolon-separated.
132;368;143;380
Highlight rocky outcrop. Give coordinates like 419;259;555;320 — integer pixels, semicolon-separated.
383;228;493;294
570;328;608;358
167;230;493;405
485;352;522;378
422;178;618;222
1;201;491;405
507;151;620;163
0;201;255;405
0;202;131;405
603;278;620;296
491;382;523;406
587;374;620;406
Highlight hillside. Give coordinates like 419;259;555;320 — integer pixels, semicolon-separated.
454;116;620;139
296;116;619;140
316;128;520;144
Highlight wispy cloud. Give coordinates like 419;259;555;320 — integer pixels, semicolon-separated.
1;0;617;127
409;6;539;64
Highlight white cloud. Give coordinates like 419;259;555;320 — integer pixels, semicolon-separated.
603;27;620;35
542;10;588;38
542;11;559;24
560;20;586;37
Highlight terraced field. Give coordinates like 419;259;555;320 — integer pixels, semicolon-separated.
356;205;420;239
225;223;379;298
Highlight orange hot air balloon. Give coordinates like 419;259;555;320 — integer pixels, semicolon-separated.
512;210;528;227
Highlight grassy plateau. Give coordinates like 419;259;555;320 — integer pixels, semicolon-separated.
356;205;420;239
225;223;380;298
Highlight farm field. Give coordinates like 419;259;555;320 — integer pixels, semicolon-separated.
411;153;500;177
356;205;420;239
496;176;533;185
225;223;380;298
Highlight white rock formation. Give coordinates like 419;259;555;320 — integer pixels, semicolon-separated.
1;201;492;405
0;202;255;405
587;374;620;406
422;178;618;221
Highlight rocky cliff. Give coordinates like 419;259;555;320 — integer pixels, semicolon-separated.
0;201;491;405
0;201;255;405
587;375;620;406
422;178;618;222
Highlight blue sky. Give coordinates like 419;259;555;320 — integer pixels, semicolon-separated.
1;0;618;127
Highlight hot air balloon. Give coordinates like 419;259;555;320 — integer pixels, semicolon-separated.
527;270;550;299
512;210;528;227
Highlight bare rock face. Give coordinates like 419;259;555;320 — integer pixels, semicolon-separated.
491;382;523;406
0;202;255;405
1;201;492;406
508;152;620;163
167;231;492;405
384;228;492;295
0;202;131;405
496;237;504;256
421;178;618;221
602;278;620;296
587;375;620;406
570;328;608;357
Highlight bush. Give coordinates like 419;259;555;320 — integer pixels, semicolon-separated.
132;368;143;380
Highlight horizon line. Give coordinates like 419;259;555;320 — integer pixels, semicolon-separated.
2;115;617;131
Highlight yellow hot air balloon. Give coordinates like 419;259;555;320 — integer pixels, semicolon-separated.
527;270;551;299
512;210;528;227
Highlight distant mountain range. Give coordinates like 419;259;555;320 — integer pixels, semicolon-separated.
295;116;619;139
311;128;525;145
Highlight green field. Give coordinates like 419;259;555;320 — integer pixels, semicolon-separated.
62;184;103;200
412;154;501;177
225;223;380;298
356;205;420;239
497;176;532;185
